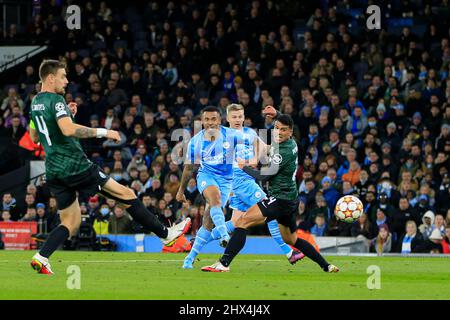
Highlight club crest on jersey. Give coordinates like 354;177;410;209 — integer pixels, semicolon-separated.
201;181;207;187
272;153;282;164
255;191;262;198
223;142;230;149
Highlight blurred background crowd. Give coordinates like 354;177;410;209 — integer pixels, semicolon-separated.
0;0;449;253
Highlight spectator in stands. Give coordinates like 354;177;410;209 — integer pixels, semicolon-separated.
5;115;26;143
446;209;450;227
23;193;36;212
299;178;317;210
184;178;200;205
419;210;435;240
1;193;18;220
442;225;450;254
20;207;36;222
35;203;49;234
370;224;392;254
433;214;446;237
188;205;202;235
321;176;339;213
1;210;12;222
391;197;420;238
351;212;375;239
374;192;395;221
342;161;361;186
108;206;132;234
176;200;190;222
397;220;426;253
87;196;100;221
147;178;164;200
426;228;444;253
374;208;390;233
310;213;327;237
93;204;110;236
1;87;24;113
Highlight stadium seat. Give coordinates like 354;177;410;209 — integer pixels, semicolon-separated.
66;83;80;95
134;31;148;41
92;40;106;53
133;40;149;55
77;49;91;58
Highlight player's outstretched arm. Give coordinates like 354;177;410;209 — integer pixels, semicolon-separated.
57;117;120;142
237;158;279;183
254;136;269;163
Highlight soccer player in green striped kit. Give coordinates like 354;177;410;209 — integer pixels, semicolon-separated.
29;60;190;274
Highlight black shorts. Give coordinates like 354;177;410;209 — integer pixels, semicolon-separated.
46;165;110;210
257;197;299;233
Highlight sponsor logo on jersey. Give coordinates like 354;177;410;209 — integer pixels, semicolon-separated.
272;153;282;164
99;171;107;179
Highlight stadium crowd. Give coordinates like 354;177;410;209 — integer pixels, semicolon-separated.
0;0;449;253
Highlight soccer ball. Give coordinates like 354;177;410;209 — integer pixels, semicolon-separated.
334;195;364;223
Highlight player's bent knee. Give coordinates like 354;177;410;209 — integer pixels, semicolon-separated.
234;216;250;229
120;186;136;200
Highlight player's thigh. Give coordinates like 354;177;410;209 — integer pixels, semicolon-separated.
278;224;297;245
47;178;77;211
231;209;245;225
59;198;82;233
101;177;136;200
234;204;266;229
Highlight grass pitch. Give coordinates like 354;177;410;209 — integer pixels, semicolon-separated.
0;251;449;300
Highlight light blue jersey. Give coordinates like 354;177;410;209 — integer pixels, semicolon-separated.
230;127;266;212
186;126;244;207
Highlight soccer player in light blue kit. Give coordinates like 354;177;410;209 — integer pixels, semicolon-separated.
176;106;242;257
179;104;304;269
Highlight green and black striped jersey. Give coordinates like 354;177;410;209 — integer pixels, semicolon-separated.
267;138;299;201
30;92;93;180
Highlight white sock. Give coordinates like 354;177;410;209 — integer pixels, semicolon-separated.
34;253;48;263
286;249;293;258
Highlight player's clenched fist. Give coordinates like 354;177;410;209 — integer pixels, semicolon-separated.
106;130;121;143
262;105;277;118
68;102;77;116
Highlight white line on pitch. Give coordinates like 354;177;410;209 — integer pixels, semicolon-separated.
0;259;284;263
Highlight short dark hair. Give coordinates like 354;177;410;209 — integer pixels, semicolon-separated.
201;106;220;114
276;114;294;129
39;59;66;81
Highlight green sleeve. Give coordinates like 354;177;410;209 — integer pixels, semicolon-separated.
53;95;70;120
